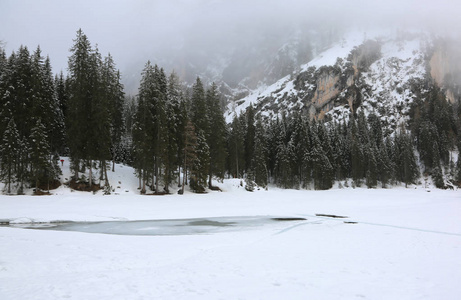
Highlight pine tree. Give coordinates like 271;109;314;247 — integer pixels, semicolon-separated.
274;116;295;188
152;66;168;192
67;29;94;182
253;117;268;188
132;62;156;193
0;119;20;194
289;113;310;186
85;45;107;188
365;145;378;188
190;77;209;134
377;140;392;188
368;112;384;147
206;82;227;187
384;137;397;184
182;120;198;194
349;118;364;186
102;54;125;172
455;139;461;186
395;130;419;187
13;46;34;139
166;71;186;186
55;71;69;120
42;56;65;156
244;104;256;172
190;129;210;193
0;51;15;137
0;46;6;79
228;115;245;178
431;141;444;188
16;136;30;194
310;123;333;190
29;119;53;192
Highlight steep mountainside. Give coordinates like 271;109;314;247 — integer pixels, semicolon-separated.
122;26;337;98
226;30;460;132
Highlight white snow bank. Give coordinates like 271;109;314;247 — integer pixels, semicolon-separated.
1;185;460;300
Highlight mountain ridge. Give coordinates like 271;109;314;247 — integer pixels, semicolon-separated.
225;29;460;134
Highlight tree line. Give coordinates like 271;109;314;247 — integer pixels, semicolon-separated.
0;30;460;194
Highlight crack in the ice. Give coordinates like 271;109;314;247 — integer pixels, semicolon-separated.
357;221;461;237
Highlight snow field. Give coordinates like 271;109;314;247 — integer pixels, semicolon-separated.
1;177;460;299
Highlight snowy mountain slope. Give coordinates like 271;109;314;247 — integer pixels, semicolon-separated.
329;32;430;130
225;30;435;132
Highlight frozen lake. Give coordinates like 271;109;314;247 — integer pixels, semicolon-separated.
1;180;460;300
5;216;307;236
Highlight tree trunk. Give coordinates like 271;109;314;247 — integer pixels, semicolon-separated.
164;164;169;193
104;163;109;187
112;151;116;172
185;165;188;185
236;144;239;178
102;160;109;187
208;169;212;189
48;154;52;192
74;160;79;182
141;170;146;194
155;157;159;193
7;166;11;194
89;160;93;187
181;152;186;194
99;160;104;183
181;166;186;194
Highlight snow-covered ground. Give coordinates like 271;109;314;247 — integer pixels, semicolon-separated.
1;162;460;299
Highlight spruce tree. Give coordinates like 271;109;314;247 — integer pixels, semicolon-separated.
55;71;69;120
244;104;256;172
349;118;364;186
67;29;94;182
132;62;156;193
455;138;461;186
228;115;245;178
365;145;378;188
85;45;106;187
310;123;333;190
190;77;209;134
13;46;34;139
16;136;30;194
29;119;53;192
274;116;294;189
152;66;168;192
206;82;227;187
253;117;268;188
166;71;186;186
431;141;444;188
0;46;6;79
377;141;392;188
42;56;65;156
182;120;198;193
290;113;310;186
190;129;210;193
0;119;20;194
102;54;125;172
396;131;419;187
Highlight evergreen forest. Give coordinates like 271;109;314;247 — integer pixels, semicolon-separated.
1;30;460;195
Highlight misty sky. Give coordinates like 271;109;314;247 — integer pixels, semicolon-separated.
1;0;460;79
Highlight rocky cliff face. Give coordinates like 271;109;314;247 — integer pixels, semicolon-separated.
430;41;461;103
226;31;450;134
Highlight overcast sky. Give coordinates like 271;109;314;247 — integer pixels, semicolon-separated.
1;0;460;77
